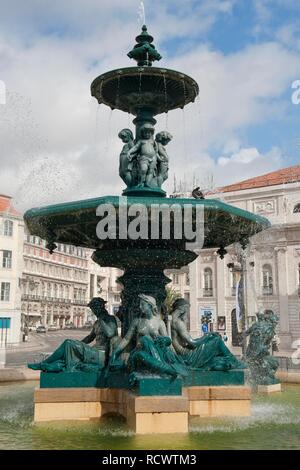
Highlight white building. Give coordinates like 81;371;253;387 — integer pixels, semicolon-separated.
184;165;300;350
22;234;89;329
87;251;122;317
0;195;24;345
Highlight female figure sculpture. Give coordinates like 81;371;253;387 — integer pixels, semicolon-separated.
171;298;245;371
109;294;187;377
28;298;118;372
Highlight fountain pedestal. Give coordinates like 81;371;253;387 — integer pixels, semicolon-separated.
34;384;251;433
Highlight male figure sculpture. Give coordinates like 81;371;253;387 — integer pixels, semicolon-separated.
28;298;118;372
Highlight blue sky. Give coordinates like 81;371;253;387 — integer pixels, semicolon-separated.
0;0;300;208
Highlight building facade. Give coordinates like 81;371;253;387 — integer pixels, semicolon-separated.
0;195;24;345
87;250;122;317
22;234;89;329
183;165;300;350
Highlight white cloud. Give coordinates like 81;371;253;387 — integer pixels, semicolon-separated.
218;148;260;166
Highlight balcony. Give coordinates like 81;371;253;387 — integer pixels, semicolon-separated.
22;294;71;304
72;299;87;306
203;288;213;297
262;286;273;296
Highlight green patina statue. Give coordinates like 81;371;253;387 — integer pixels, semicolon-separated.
120;123;172;190
109;294;187;378
171;298;246;371
155;131;172;187
127;123;158;188
28;298;118;372
244;311;280;385
118;128;134;186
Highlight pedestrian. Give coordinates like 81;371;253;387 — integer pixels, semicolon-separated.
223;332;228;343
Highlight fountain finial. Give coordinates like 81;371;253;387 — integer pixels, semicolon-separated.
127;24;162;67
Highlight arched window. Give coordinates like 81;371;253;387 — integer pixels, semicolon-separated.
230;271;239;296
3;220;13;237
262;264;273;295
293;203;300;213
203;268;213;297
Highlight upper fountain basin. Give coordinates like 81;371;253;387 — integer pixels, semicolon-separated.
91;67;199;115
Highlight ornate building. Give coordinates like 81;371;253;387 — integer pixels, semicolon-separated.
0;195;24;345
22;233;89;328
184;165;300;350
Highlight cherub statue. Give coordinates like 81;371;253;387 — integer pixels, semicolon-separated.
155;131;172;186
118;128;134;186
127;123;157;188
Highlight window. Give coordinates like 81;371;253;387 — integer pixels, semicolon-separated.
3;220;13;236
262;264;273;295
230;271;239;296
293;203;300;213
203;268;213;296
2;250;12;268
173;274;179;284
1;283;10;301
186;273;190;286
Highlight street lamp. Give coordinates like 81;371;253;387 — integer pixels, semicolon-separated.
227;245;251;356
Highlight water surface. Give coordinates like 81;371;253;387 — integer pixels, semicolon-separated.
0;381;299;450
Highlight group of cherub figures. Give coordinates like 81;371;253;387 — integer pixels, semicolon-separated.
118;123;172;189
29;295;245;380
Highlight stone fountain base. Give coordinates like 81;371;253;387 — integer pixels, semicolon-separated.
257;383;282;394
33;384;251;434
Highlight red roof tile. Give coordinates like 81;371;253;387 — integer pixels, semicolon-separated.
219;165;300;193
0;194;22;217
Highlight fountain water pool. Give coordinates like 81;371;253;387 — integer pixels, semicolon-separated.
0;381;299;450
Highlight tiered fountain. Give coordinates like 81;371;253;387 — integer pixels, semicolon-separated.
25;26;270;433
